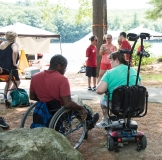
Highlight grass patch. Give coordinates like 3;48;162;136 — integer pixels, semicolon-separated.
141;73;162;81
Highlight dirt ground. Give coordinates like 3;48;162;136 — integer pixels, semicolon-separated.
0;67;162;160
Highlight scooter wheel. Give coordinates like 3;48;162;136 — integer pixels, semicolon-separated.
107;136;114;151
140;135;147;149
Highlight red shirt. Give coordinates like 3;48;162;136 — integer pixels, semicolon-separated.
120;40;131;61
30;70;70;105
86;45;97;67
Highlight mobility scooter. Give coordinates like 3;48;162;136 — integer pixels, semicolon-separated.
106;33;150;152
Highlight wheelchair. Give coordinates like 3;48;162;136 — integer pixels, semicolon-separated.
106;33;150;152
20;102;88;149
0;67;18;108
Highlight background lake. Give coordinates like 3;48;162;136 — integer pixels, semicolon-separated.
43;41;162;73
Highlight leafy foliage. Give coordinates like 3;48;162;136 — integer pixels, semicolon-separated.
131;42;157;66
0;0;162;43
0;1;91;42
145;0;162;20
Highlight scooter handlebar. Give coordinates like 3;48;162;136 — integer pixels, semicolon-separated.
119;49;131;54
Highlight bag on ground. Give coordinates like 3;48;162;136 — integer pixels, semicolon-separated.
10;88;29;107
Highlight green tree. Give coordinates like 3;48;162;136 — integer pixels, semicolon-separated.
132;12;139;28
145;0;162;19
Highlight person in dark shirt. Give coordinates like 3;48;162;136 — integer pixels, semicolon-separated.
0;31;20;98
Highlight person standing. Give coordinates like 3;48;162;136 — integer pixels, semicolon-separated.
97;34;117;84
0;31;20;99
119;32;131;63
86;35;98;91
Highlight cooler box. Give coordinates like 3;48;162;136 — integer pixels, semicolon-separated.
24;67;40;79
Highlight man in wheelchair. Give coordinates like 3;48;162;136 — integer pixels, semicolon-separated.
29;54;99;129
96;51;141;128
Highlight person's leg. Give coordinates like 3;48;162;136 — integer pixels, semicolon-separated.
9;80;20;90
88;77;91;89
96;98;111;128
97;63;107;84
92;67;97;91
86;66;92;90
7;69;21;97
4;80;12;96
84;105;99;130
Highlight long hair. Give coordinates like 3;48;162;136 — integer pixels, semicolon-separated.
109;51;128;65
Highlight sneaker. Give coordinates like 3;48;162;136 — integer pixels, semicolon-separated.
0;117;10;129
92;86;96;91
87;112;99;130
96;118;111;128
88;87;92;90
92;112;99;125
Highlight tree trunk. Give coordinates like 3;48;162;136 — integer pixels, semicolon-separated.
92;0;107;77
103;0;107;35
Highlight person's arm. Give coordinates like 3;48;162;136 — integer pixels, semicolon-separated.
99;44;105;56
96;81;108;95
114;45;117;51
29;77;39;101
99;44;111;56
61;95;87;120
86;47;90;57
11;43;19;67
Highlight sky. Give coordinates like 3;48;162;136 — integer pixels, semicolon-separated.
1;0;151;10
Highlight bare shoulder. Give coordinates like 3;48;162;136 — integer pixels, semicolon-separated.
11;42;19;50
0;41;8;49
11;42;19;47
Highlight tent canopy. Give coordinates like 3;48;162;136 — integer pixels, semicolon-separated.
0;22;60;38
0;22;61;54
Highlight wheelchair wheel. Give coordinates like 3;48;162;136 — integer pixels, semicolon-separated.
140;135;147;149
49;107;86;149
108;136;114;151
20;102;38;128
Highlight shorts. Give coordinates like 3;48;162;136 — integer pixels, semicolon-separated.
1;67;20;81
86;66;97;77
100;98;112;109
100;63;111;70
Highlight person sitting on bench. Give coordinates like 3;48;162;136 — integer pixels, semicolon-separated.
96;51;141;128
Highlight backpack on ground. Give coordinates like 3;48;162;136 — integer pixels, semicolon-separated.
30;102;52;128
